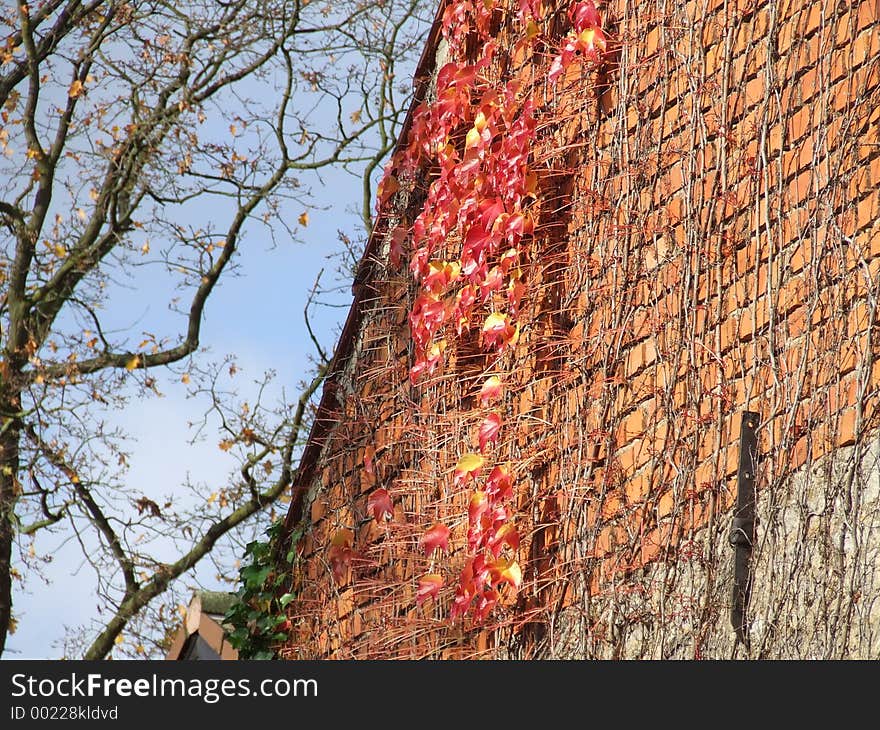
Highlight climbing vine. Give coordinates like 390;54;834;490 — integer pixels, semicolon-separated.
224;521;298;659
331;0;609;626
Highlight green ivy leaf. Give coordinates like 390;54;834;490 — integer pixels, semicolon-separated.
241;564;271;589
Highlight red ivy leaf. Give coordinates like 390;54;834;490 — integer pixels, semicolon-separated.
498;248;519;273
517;0;542;22
423;260;461;294
479;375;503;405
479;265;505;302
422;522;451;556
479;198;505;231
485;464;514;501
577;27;607;61
488;522;520;557
504;212;533;239
389;226;407;269
548;46;573;84
363;445;376;476
453;285;477;334
462;223;492;274
450;556;481;621
473;587;499;623
376;170;399;209
508;277;527;317
570;0;601;31
367;488;393;523
468;490;489;525
416;574;444;605
328;529;355;583
481;312;518;350
450;583;474;622
478;413;502;452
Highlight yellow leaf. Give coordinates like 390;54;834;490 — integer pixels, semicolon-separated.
428;260;461;282
473;110;488;133
427;339;447;359
53;243;66;258
218;440;233;452
76;208;86;220
136;644;145;654
580;27;605;51
498;559;522;588
141;241;150;254
455;452;485;475
465;126;481;149
298;211;309;227
482;312;509;332
68;79;84;98
124;355;140;371
181;372;190;384
114;634;124;645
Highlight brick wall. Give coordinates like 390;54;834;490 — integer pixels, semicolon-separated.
277;0;880;659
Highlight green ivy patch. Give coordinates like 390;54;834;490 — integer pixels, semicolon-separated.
224;520;300;660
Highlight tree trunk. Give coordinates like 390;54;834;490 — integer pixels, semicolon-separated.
0;393;21;657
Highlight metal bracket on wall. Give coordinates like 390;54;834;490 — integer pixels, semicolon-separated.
729;410;759;651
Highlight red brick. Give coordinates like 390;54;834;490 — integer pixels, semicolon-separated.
837;406;859;447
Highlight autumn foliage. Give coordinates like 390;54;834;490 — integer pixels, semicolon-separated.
362;0;608;625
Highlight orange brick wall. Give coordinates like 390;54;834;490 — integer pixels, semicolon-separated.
278;0;880;658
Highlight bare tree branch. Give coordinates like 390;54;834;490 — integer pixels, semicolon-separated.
82;362;326;659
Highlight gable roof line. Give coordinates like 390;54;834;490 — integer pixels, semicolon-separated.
278;1;449;548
